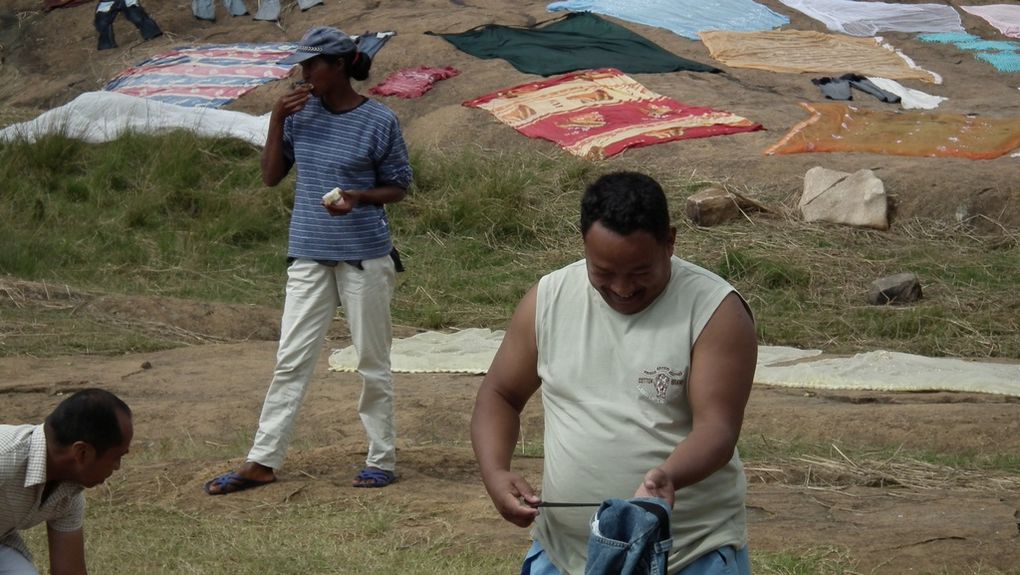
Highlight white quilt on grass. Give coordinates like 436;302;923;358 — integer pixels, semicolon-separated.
328;330;1020;397
962;5;1020;39
0;91;270;146
777;0;964;37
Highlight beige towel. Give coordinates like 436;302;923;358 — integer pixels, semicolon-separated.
700;30;941;83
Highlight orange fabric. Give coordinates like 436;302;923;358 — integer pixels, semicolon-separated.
464;68;761;160
765;102;1020;159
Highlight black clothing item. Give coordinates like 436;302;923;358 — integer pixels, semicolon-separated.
95;0;162;51
286;247;405;273
812;73;901;104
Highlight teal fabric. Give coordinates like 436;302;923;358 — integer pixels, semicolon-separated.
918;32;1020;73
427;12;719;76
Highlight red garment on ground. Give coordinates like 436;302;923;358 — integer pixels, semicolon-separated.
369;66;460;99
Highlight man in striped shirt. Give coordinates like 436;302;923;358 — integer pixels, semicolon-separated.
205;26;412;495
1;389;133;575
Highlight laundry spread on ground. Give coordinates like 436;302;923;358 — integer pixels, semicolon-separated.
369;66;460;98
463;68;762;160
427;12;719;76
545;0;788;41
700;30;942;83
961;5;1020;40
103;33;393;108
776;0;964;37
103;44;299;108
812;74;901;104
765;102;1020;159
865;77;947;110
0;91;269;146
918;32;1020;73
328;329;1020;397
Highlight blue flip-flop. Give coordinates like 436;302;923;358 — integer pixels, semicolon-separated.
203;471;276;495
352;467;396;488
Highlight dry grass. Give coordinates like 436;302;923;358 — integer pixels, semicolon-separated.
746;444;1020;492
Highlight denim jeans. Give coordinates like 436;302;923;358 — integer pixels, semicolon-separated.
521;540;750;575
585;497;673;575
0;546;37;575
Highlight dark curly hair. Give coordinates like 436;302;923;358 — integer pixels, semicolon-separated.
580;171;671;245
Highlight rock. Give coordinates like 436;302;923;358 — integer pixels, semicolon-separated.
868;273;922;305
685;186;768;227
801;167;889;230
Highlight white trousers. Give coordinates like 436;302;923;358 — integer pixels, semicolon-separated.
0;546;36;575
247;257;396;471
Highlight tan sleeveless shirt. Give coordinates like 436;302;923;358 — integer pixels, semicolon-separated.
533;257;748;574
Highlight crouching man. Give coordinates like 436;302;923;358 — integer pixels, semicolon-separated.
1;389;133;575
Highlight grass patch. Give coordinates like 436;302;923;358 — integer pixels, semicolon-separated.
20;500;522;575
751;546;857;574
2;133;1020;358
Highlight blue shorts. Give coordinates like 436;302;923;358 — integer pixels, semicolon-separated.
520;539;751;575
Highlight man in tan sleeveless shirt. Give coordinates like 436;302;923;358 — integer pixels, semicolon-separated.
472;171;757;574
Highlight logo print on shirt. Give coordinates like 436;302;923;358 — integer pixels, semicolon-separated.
637;367;687;404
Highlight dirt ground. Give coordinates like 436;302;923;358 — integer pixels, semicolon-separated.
1;281;1019;573
2;0;1020;572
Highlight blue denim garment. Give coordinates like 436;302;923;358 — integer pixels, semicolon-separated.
585;497;673;575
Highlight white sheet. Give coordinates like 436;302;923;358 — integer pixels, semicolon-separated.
866;76;947;110
328;330;1020;397
0;91;270;146
778;0;964;37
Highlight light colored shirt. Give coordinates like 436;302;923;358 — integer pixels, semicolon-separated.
1;424;85;562
533;257;748;574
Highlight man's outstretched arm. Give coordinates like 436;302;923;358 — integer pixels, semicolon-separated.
636;292;757;505
471;285;543;527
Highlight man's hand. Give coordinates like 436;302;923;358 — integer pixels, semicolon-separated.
485;469;541;527
634;467;676;508
323;190;359;216
273;83;313;120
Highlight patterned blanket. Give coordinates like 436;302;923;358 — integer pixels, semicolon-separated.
464;68;761;160
104;44;297;108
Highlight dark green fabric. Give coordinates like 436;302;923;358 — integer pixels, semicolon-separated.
426;12;719;76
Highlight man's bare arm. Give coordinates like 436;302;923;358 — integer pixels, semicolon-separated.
47;526;87;575
637;292;757;504
471;285;543;527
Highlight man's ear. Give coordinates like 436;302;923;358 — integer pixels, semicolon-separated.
70;441;93;464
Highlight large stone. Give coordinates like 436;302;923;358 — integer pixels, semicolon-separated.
868;272;923;305
801;167;889;230
686;186;769;227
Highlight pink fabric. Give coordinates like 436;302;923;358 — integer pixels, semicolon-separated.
962;5;1020;39
369;66;460;98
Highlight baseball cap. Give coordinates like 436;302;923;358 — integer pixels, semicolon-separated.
280;26;356;65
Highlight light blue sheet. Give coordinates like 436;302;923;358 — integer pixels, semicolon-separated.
546;0;788;40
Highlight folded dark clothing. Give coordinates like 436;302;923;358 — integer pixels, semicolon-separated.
812;76;852;100
840;73;901;104
812;74;901;104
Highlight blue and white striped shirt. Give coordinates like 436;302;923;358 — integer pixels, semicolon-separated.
283;97;412;261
